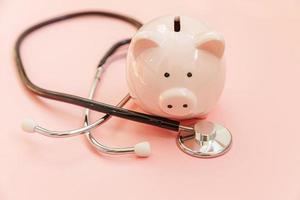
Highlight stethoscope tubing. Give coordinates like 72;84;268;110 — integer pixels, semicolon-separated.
16;11;232;158
14;10;180;132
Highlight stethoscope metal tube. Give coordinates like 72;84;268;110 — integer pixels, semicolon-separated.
83;40;145;155
84;67;142;155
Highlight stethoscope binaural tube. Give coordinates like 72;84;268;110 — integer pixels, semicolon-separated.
15;10;181;133
84;66;150;157
83;38;151;156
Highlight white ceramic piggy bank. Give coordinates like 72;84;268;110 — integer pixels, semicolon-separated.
126;15;225;120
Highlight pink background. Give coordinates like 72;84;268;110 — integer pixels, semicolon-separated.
1;0;300;199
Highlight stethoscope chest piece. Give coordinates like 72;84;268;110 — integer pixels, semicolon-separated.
177;121;232;158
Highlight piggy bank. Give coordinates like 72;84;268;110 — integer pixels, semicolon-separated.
126;15;225;120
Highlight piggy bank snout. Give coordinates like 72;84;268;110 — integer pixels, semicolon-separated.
159;88;197;118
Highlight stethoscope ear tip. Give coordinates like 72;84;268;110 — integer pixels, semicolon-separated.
21;118;38;133
134;142;151;157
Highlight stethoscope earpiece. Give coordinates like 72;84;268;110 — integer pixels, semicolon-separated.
134;142;151;157
22;118;38;133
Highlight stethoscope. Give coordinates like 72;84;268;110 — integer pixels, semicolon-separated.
15;11;232;158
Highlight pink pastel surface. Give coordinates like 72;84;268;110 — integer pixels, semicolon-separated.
1;0;300;199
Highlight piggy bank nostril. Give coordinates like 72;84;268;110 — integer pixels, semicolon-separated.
167;104;173;109
183;104;188;108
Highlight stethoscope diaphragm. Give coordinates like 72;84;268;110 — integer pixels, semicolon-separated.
177;121;232;158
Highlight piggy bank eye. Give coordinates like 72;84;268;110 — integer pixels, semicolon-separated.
187;72;193;78
164;72;170;78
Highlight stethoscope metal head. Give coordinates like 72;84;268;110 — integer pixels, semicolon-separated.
177;121;232;158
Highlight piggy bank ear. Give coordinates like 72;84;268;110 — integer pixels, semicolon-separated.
195;32;225;58
131;31;161;59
